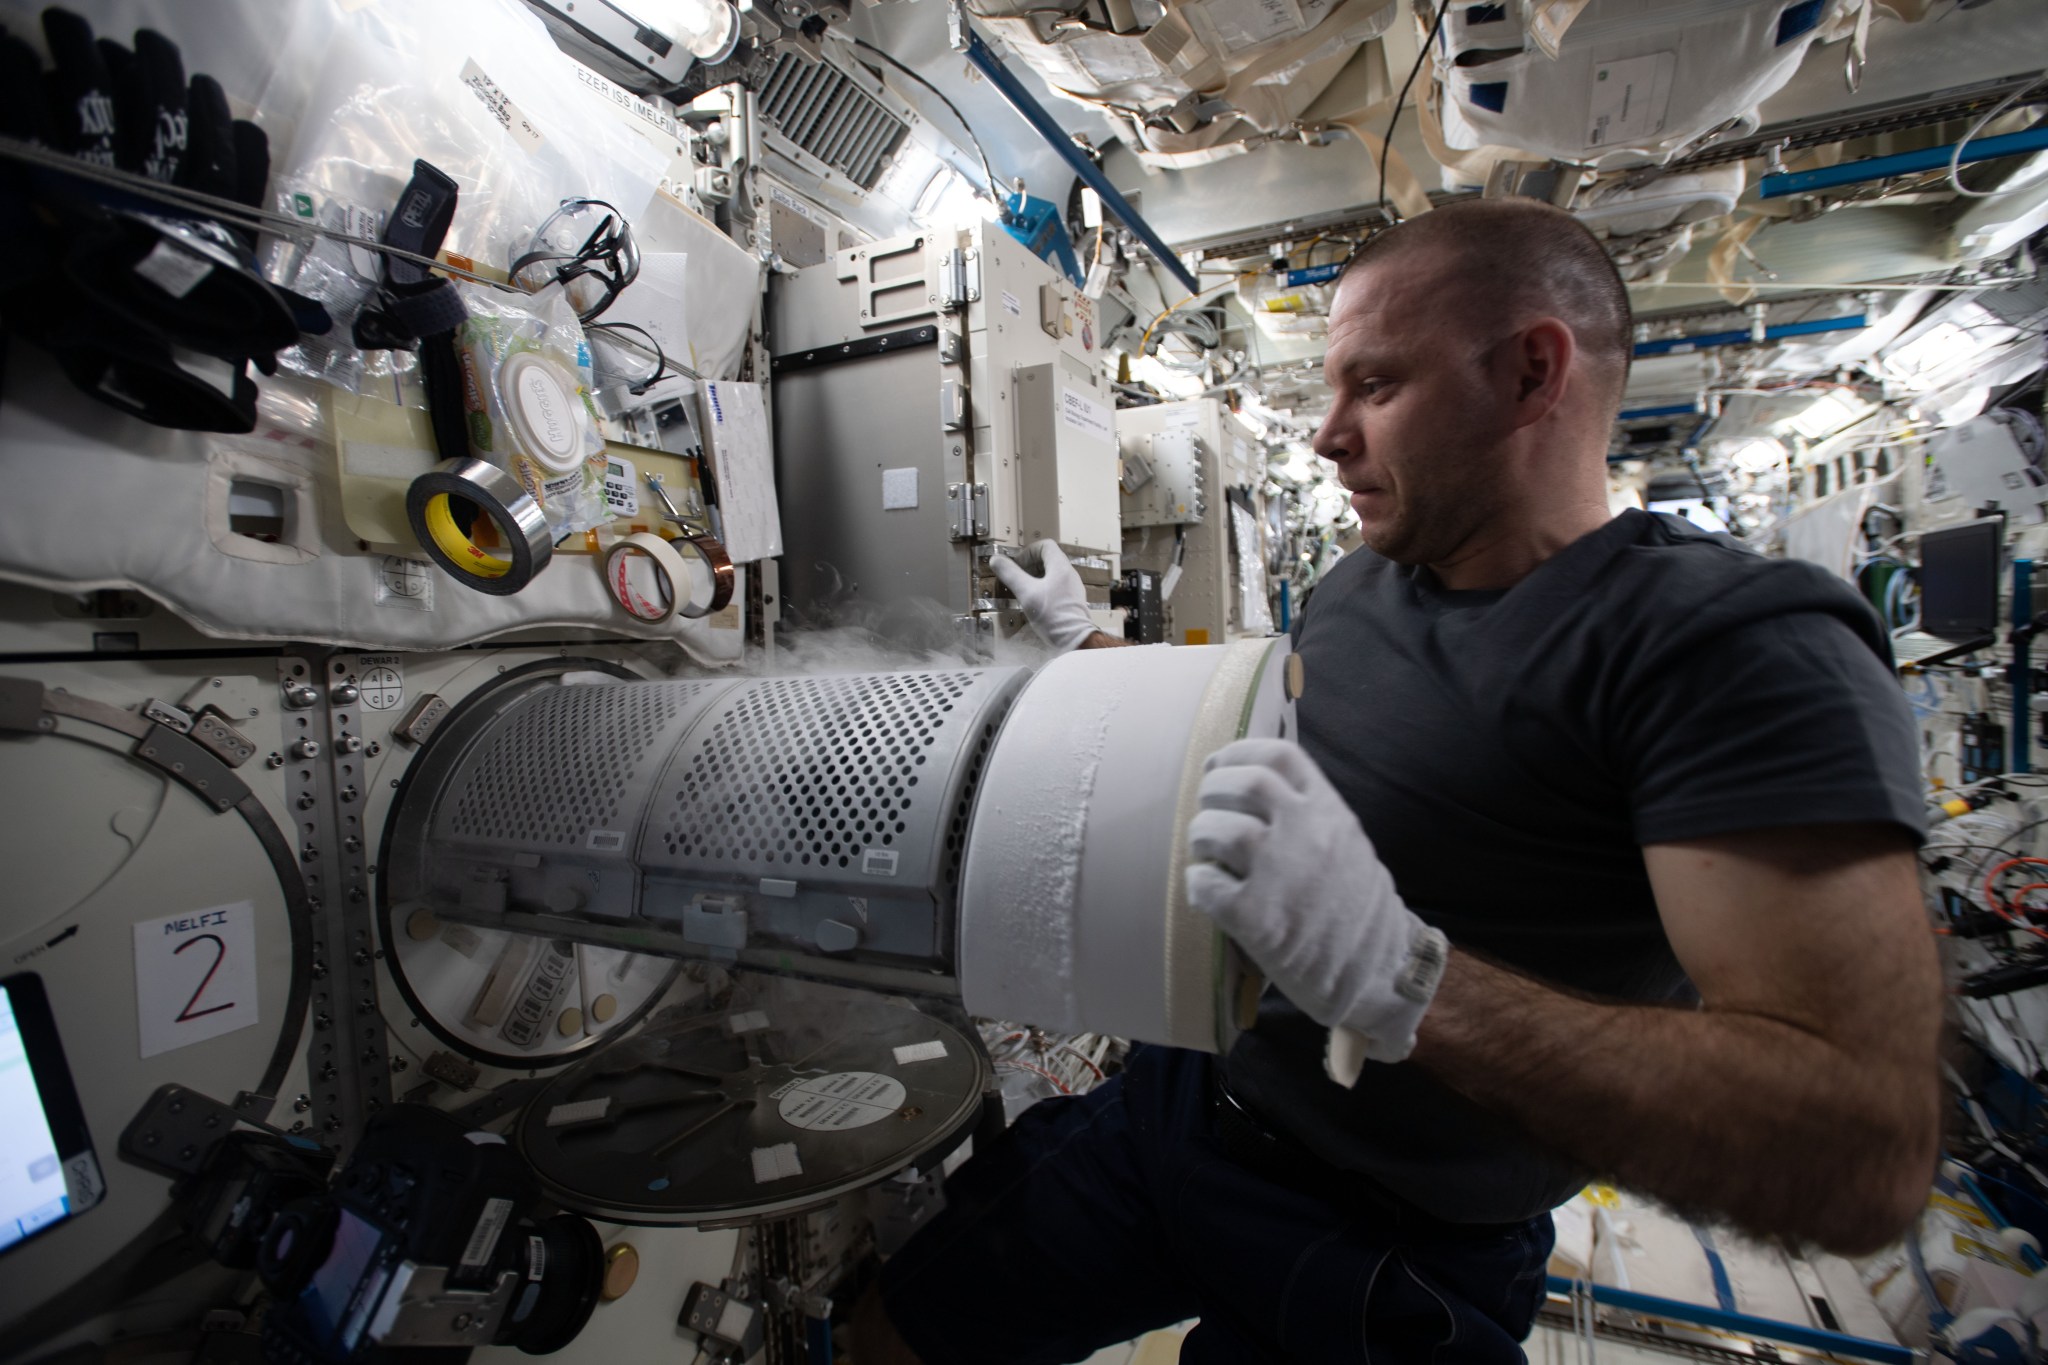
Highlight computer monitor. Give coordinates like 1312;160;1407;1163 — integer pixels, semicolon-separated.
0;973;101;1256
1919;518;2003;642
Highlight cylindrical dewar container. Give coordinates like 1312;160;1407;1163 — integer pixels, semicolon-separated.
958;638;1296;1052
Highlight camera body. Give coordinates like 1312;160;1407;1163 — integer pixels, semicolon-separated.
257;1105;600;1364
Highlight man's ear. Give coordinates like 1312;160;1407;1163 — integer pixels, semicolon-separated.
1507;317;1576;431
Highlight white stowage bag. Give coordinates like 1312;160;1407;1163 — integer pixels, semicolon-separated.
1435;0;1862;168
975;0;1398;168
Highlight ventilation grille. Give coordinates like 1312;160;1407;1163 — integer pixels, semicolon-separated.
759;51;909;191
448;683;706;847
661;672;975;869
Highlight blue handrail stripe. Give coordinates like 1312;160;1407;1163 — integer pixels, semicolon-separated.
1545;1276;1915;1364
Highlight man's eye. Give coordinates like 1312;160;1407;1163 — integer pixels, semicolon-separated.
1358;379;1391;400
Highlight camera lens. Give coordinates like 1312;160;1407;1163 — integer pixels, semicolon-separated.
502;1213;604;1355
257;1197;339;1296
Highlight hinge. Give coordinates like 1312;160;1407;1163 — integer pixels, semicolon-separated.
947;482;988;540
936;248;982;311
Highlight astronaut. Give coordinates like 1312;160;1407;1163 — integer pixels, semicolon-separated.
857;199;1938;1364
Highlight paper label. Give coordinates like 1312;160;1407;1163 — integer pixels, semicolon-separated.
893;1040;949;1064
773;1071;907;1131
729;1010;771;1034
751;1143;803;1182
133;901;260;1059
460;1197;515;1270
1163;407;1200;429
1002;290;1022;317
572;60;680;139
441;922;484;958
376;557;434;613
356;659;404;711
881;467;919;511
770;186;829;226
462;58;546;152
134;240;213;299
61;1151;104;1211
1059;388;1114;444
1586;53;1674;148
344;203;383;280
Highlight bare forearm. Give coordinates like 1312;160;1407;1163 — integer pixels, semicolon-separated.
1410;950;1939;1253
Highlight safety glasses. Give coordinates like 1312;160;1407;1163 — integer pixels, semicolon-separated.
508;198;641;322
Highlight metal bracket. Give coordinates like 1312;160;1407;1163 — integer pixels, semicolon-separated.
281;653;391;1148
947;483;988;541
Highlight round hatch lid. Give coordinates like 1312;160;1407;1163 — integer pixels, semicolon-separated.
515;979;987;1224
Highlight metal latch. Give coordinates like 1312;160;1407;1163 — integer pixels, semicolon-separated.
947;483;989;541
140;698;194;733
190;707;258;768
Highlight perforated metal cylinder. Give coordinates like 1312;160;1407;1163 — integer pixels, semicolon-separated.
386;667;1030;990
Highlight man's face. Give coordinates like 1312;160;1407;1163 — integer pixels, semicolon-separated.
1311;256;1520;566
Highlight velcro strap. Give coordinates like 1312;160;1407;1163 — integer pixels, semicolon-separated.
384;283;466;339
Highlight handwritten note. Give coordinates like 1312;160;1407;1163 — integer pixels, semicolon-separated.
133;901;259;1059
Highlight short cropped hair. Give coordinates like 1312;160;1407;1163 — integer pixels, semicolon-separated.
1341;199;1633;410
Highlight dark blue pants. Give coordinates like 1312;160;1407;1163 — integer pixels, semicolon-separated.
881;1046;1553;1364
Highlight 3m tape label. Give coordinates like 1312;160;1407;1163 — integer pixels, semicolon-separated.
893;1040;948;1065
728;1010;771;1034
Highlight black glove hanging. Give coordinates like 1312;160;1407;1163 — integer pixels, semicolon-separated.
1;8;330;433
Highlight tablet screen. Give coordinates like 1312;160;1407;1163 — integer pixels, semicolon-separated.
0;976;97;1253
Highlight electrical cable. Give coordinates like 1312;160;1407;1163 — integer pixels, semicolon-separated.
838;35;999;199
1377;0;1451;222
1948;76;2048;200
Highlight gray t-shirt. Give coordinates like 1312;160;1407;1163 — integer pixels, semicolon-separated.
1222;509;1926;1223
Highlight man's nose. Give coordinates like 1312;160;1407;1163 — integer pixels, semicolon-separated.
1311;408;1351;464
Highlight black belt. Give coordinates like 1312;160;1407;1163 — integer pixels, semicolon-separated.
1207;1060;1529;1241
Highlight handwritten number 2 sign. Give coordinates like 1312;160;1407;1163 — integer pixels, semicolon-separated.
133;901;260;1059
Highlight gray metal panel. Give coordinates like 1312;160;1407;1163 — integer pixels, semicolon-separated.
772;347;970;623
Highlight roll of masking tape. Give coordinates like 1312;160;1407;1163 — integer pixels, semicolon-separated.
601;531;736;622
405;457;552;596
602;531;687;623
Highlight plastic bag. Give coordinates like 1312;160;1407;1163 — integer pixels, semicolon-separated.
456;284;610;539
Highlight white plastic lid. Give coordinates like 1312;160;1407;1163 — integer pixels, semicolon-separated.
501;351;587;475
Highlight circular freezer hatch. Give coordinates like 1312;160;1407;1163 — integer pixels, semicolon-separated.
516;982;987;1224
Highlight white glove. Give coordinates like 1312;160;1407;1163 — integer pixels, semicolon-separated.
1186;738;1449;1073
989;540;1101;653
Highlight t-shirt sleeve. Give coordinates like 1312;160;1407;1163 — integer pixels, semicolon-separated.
1615;609;1926;846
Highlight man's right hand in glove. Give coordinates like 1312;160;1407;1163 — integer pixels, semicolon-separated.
990;540;1113;653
